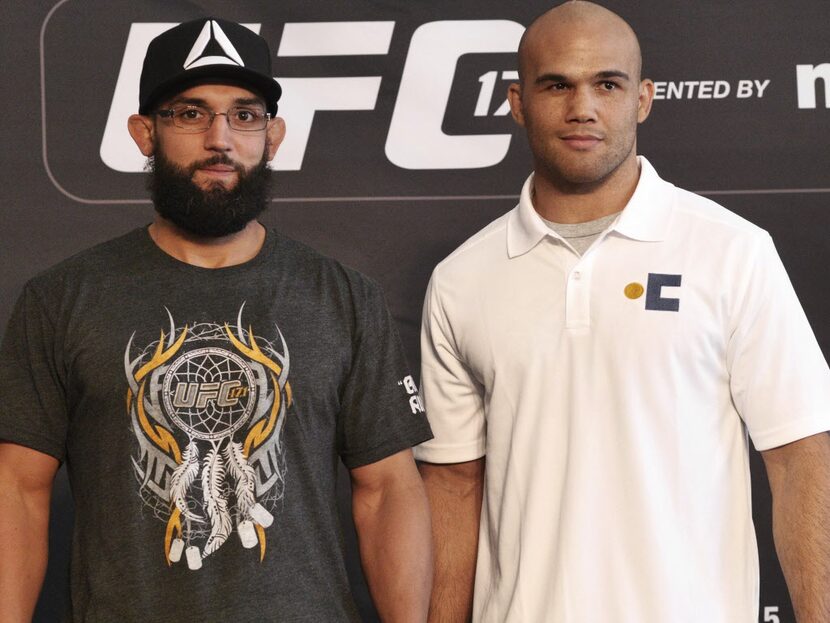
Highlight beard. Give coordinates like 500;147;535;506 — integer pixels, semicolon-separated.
147;146;271;238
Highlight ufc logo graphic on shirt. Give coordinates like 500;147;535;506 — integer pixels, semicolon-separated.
171;380;251;409
645;273;682;312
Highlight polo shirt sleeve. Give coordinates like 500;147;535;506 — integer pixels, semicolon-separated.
414;273;486;464
336;273;433;469
728;232;830;451
0;283;69;460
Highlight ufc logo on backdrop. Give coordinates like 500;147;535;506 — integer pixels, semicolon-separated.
100;20;524;173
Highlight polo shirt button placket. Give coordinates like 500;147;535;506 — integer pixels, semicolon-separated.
566;257;594;330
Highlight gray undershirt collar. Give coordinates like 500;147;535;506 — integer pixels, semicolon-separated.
540;212;620;256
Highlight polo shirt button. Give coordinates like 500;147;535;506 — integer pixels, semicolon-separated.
572;271;581;280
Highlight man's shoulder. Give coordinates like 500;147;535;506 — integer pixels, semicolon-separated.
672;186;765;235
431;211;512;282
635;157;769;245
269;229;386;300
270;229;341;268
26;228;147;291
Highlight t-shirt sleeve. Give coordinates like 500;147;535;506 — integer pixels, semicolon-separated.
413;273;486;464
728;232;830;451
0;283;69;460
336;274;433;469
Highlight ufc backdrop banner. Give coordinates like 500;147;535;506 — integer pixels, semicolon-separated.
1;0;828;620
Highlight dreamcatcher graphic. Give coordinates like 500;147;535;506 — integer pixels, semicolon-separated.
124;304;292;570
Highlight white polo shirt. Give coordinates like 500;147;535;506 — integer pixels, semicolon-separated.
415;157;830;623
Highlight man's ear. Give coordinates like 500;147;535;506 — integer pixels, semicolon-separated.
637;79;655;124
128;114;156;156
265;116;287;161
507;83;526;127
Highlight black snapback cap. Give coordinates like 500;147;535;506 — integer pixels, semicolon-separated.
138;18;282;116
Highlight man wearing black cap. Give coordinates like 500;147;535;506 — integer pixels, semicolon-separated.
0;18;433;622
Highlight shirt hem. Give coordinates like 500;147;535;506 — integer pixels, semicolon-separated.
341;427;434;469
0;423;65;461
412;438;485;463
750;415;830;451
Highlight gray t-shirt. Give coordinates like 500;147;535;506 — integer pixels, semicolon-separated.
0;227;432;622
541;212;620;255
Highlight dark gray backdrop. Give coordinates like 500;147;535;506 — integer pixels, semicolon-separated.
1;1;828;621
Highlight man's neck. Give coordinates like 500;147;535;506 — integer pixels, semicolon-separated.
148;218;266;268
532;156;641;224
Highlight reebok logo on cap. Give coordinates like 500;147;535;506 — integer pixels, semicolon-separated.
184;20;245;70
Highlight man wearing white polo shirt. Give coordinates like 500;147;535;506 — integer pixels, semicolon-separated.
416;2;830;622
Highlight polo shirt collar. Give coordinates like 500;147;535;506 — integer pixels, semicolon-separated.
507;174;550;258
506;156;674;258
612;156;674;243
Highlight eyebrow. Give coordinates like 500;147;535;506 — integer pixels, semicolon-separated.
165;96;266;108
233;97;267;108
596;70;630;81
534;70;631;85
164;96;207;108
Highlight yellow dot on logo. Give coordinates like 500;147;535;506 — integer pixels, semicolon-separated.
624;282;644;299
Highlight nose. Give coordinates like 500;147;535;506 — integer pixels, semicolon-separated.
203;113;233;152
565;86;597;124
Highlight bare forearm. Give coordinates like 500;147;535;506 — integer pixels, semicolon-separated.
0;489;50;623
419;459;484;623
353;479;432;622
765;433;830;623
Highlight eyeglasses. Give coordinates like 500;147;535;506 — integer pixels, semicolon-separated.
154;105;271;132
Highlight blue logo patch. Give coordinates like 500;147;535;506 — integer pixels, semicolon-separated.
645;273;682;311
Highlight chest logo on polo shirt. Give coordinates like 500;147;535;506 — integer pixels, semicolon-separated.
624;273;682;312
124;304;292;570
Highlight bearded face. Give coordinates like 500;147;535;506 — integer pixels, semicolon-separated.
147;143;272;238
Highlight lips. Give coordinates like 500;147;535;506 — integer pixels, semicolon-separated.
190;155;241;174
560;134;603;150
195;164;239;182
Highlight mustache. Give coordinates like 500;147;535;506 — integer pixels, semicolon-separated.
186;155;246;175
